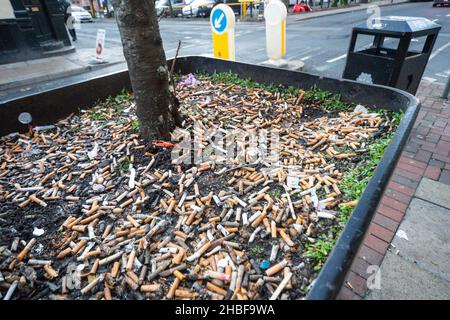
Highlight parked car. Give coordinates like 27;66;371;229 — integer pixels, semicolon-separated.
216;0;242;15
70;6;93;23
433;0;450;6
156;0;192;17
182;0;216;17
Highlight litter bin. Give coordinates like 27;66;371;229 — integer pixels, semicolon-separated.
342;16;441;95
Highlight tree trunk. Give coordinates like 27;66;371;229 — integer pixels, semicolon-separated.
112;0;181;142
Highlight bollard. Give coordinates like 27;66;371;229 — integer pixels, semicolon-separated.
264;0;287;63
442;75;450;99
210;4;236;61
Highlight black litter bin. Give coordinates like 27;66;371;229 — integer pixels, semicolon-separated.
343;16;441;95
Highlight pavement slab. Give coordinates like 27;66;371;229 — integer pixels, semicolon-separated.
415;178;450;209
393;198;450;282
367;251;450;300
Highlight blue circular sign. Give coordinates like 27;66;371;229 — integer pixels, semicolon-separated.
211;8;227;34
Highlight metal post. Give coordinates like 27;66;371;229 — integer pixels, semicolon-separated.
442;75;450;99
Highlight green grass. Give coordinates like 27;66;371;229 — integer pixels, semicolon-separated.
89;90;132;123
248;245;265;258
207;71;282;93
131;119;140;132
268;188;282;199
304;238;337;271
303;86;352;112
337;131;396;228
117;156;132;174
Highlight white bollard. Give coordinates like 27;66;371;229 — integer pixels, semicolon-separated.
264;0;287;64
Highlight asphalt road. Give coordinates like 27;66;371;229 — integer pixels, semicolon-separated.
74;2;450;83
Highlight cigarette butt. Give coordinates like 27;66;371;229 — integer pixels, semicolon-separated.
17;238;36;261
284;267;292;289
173;270;186;281
172;248;186;265
18;199;30;208
90;258;100;274
206;282;227;296
80;212;102;225
57;247;72;259
71;225;87;233
85;248;101;259
187;241;211;262
251;211;266;228
265;259;288;277
167;277;181;299
111;261;120;278
279;229;295;247
174;289;197;298
141;284;161;293
269;272;293;300
102;224;113;240
339;200;357;207
29;194;47;207
62;216;75;229
271;221;277;238
127;271;139;286
167;199;177;214
80;275;103;295
225;266;232;278
125;276;139;291
71;239;87;255
126;249;136;271
104;285;112;300
205;270;231;282
120;198;133;208
43;264;58;279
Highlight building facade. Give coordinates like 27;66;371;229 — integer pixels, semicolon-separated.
0;0;73;65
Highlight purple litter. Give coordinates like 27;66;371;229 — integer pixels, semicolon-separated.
178;73;200;87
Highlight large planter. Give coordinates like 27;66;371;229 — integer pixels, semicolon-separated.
0;56;420;299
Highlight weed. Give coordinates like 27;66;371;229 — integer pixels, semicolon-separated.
337;132;394;232
131;119;140;132
268;188;282;199
304;238;336;271
248;245;265;258
303;86;352;112
117;156;132;174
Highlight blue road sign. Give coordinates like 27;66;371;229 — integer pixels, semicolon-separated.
211;8;227;34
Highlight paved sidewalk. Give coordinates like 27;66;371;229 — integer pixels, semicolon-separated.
337;81;450;300
0;47;124;91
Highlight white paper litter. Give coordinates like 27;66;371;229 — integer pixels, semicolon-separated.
287;175;300;188
128;166;136;189
32;227;45;237
396;229;409;241
87;143;99;160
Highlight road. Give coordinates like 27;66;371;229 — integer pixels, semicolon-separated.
75;2;450;83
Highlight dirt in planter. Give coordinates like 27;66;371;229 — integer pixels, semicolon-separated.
0;73;399;300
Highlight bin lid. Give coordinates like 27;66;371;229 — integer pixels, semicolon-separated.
355;16;441;35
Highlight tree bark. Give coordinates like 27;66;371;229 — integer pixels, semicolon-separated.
112;0;181;142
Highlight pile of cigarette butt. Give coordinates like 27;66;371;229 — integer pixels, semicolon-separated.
0;74;397;300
